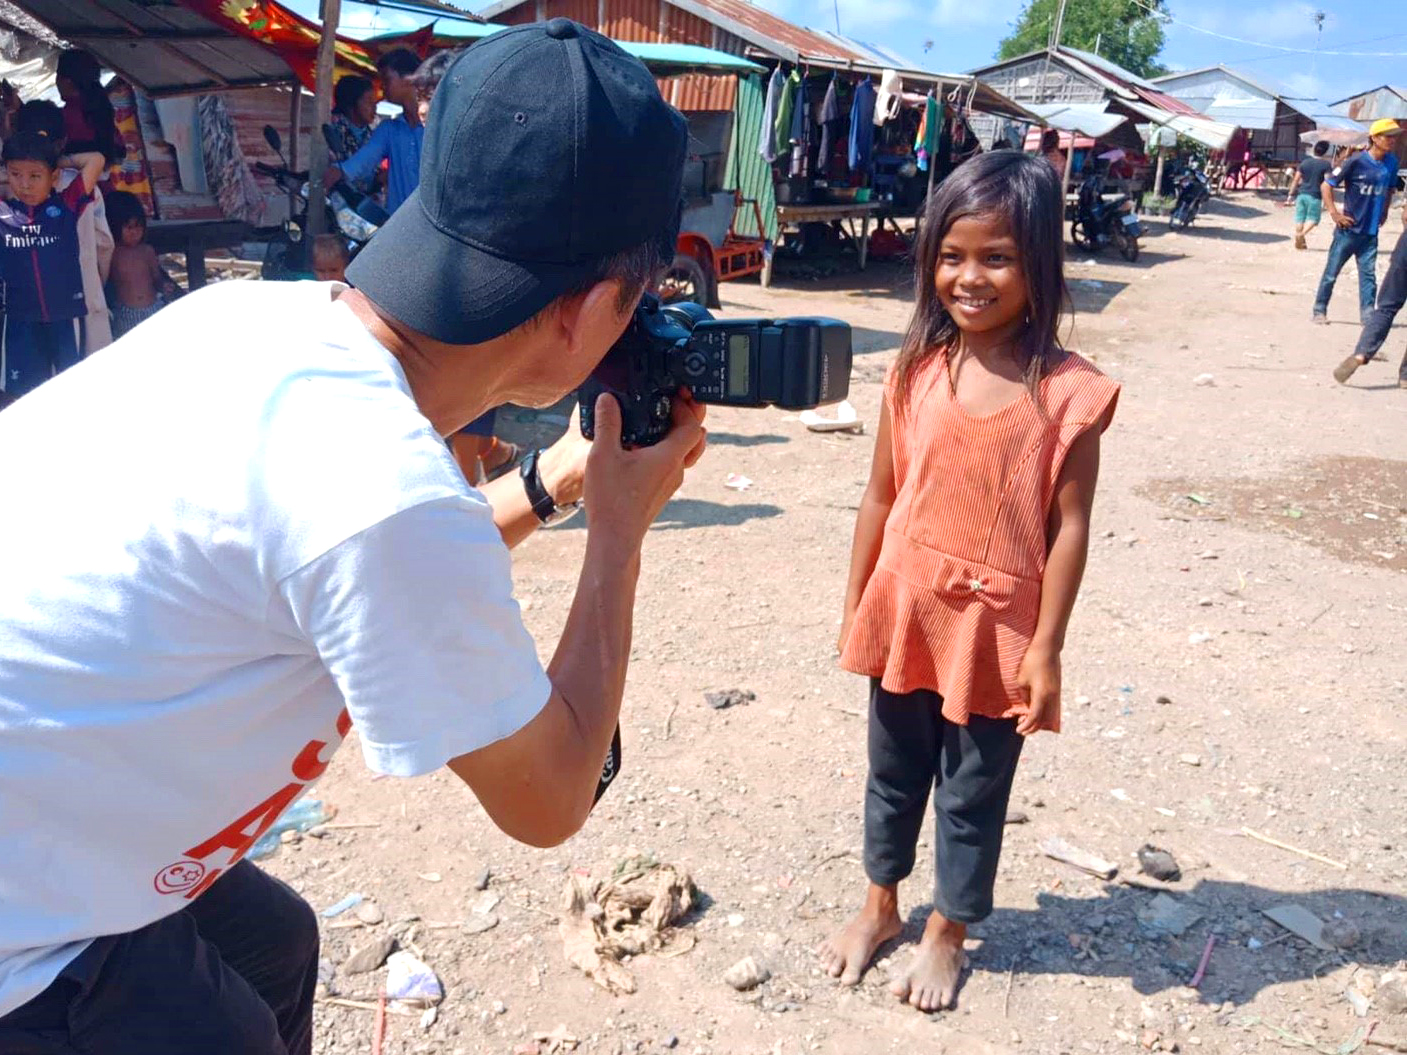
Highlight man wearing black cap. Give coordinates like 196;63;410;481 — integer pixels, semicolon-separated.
0;22;700;1051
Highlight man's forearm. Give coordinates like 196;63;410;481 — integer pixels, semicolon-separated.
481;443;583;549
448;532;640;847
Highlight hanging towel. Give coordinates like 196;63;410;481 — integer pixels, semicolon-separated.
915;95;941;172
817;74;843;167
848;78;876;174
874;69;903;127
789;75;810;178
772;68;800;159
759;67;784;163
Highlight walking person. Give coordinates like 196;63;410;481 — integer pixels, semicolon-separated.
1286;140;1333;250
1312;119;1402;325
820;152;1118;1012
1332;216;1407;388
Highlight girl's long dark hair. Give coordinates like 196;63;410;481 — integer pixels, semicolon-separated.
333;74;374;118
56;50;124;166
893;150;1070;413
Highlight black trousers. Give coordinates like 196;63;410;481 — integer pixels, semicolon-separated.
1354;226;1407;381
864;680;1025;924
0;862;319;1054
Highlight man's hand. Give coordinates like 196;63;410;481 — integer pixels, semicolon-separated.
1014;644;1061;736
1334;211;1355;229
536;405;592;508
583;392;706;544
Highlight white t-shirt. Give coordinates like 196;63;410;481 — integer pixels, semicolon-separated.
0;280;551;1016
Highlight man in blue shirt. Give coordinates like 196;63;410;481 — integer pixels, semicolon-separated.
325;48;423;215
1313;119;1401;324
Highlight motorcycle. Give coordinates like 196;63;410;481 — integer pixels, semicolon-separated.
251;124;389;280
1070;169;1143;262
1169;166;1211;229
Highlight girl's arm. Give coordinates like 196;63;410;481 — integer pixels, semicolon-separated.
838;400;897;653
1015;422;1104;735
61;151;107;196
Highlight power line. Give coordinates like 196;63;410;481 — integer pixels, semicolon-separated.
1126;0;1407;57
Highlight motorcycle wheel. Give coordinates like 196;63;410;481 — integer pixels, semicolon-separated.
1070;219;1097;252
658;252;711;306
1117;227;1140;262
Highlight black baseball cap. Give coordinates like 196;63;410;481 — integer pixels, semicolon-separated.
347;19;687;345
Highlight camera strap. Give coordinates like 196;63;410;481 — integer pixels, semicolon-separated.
593;724;622;805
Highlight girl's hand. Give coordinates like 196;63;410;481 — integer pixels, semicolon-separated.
1015;645;1061;736
836;608;855;654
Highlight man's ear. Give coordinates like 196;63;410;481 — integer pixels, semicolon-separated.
554;279;630;359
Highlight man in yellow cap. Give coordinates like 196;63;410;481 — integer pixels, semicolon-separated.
1313;118;1401;326
1333;120;1407;388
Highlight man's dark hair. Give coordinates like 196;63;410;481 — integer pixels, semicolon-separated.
376;48;422;80
105;190;148;233
409;49;463;100
16;100;64;141
2;130;61;169
1040;128;1060;152
1313;140;1330;157
333;74;375;117
569;241;669;315
55;49;124;165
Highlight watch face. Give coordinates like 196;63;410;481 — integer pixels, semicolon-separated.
542;501;583;527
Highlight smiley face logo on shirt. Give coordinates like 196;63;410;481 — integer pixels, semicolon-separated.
152;860;207;895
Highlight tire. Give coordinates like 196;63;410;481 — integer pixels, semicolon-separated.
1118;229;1140;262
1070;219;1097;252
659;253;710;305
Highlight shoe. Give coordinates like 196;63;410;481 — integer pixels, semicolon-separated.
1295;234;1307;250
1333;356;1363;384
1313;313;1329;325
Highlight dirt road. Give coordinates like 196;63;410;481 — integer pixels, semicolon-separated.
272;193;1407;1055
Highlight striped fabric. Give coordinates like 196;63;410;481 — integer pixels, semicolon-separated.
840;347;1119;733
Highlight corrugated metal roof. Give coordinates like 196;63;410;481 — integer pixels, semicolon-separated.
1059;44;1161;93
1120;98;1236;150
1023;101;1126;138
1201;96;1276;131
479;0;867;63
1333;86;1407;121
6;0;301;96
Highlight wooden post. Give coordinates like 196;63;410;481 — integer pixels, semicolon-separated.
1153;149;1166;200
1061;131;1076;207
307;0;341;240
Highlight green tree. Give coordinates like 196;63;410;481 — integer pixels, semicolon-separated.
997;0;1169;79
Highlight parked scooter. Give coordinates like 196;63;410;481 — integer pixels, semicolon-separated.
1169;164;1211;229
1070;168;1143;262
251;125;388;280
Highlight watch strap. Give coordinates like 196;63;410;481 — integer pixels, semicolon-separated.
519;449;558;523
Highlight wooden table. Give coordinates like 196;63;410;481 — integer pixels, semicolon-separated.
762;202;884;287
146;220;251;289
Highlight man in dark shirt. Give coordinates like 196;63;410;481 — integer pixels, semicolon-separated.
1313;120;1401;324
1286;140;1332;250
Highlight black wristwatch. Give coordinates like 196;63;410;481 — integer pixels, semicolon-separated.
520;449;582;526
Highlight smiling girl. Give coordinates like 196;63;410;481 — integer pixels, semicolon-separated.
820;151;1119;1013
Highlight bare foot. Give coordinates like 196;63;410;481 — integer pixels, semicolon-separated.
891;911;968;1012
820;884;902;986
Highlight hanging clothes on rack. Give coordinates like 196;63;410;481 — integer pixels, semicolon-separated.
817;74;843;169
772;67;800;160
788;73;810;178
758;67;785;163
848;77;876;175
915;93;941;172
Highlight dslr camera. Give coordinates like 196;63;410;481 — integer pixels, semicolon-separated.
580;295;852;446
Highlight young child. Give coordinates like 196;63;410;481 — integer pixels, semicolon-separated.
310;233;350;283
821;151;1119;1013
104;190;180;338
14;99;115;355
0;132;106;398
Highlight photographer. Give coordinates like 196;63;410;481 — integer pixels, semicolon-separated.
0;22;699;1052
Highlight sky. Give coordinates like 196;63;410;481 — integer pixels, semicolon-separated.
749;0;1405;105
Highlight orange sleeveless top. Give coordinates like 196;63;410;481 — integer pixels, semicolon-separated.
840;347;1119;732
